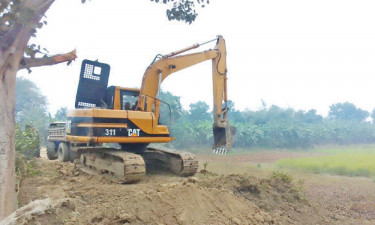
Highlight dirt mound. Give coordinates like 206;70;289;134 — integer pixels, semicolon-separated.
16;154;375;225
197;172;335;225
17;159;277;225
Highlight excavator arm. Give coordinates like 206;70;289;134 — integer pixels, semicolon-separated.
137;36;234;153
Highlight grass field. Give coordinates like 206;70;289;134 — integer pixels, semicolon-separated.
276;145;375;177
187;145;375;178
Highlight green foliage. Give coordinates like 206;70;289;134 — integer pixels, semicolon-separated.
203;162;209;170
15;123;40;160
54;106;68;121
152;0;209;24
15;122;40;189
227;100;244;123
328;102;369;122
15;153;40;193
271;171;293;184
15;77;47;116
0;0;51;63
276;146;375;177
169;120;211;148
371;108;375;124
166;0;197;24
232;120;375;148
159;90;184;126
159;91;375;150
15;154;40;178
16;77;51;145
188;101;211;122
296;109;323;124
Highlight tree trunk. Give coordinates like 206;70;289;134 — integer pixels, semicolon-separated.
0;1;60;219
0;60;18;219
0;17;36;219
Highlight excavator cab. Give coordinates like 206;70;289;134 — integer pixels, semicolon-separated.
105;86;140;110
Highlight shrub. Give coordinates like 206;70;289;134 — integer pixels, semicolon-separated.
15;123;40;159
271;171;293;184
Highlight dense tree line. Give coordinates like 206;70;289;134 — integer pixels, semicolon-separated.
16;79;375;149
160;92;375;149
15;77;67;145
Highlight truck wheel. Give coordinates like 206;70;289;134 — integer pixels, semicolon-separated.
47;142;58;160
58;143;70;162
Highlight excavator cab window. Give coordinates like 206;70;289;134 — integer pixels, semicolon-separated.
120;90;139;110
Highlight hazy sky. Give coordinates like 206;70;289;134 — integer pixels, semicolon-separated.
18;0;375;116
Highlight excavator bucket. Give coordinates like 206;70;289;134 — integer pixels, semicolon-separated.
213;124;236;155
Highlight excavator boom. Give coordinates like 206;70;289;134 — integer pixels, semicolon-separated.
138;35;234;153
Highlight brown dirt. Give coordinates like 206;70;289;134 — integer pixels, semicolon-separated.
18;159;269;225
303;174;375;222
15;149;375;225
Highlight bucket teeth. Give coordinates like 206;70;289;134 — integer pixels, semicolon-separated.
213;146;227;155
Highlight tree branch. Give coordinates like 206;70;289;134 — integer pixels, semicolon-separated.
0;0;56;82
0;0;55;51
18;49;77;70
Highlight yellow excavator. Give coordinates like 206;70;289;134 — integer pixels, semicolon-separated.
47;35;234;183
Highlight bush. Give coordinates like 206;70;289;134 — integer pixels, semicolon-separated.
15;123;40;159
271;171;293;184
15;123;41;192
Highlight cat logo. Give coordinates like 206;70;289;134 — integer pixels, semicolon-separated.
128;129;141;137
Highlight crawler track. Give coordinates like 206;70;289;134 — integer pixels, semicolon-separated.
80;149;146;183
77;147;198;183
142;147;199;176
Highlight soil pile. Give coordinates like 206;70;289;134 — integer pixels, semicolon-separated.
13;153;375;225
198;172;317;224
17;159;275;225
